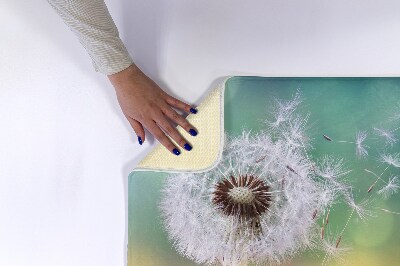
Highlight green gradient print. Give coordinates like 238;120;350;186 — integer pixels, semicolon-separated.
128;77;400;266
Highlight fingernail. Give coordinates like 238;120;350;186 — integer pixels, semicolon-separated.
138;136;143;145
172;148;180;156
190;107;198;114
184;143;192;151
189;129;198;136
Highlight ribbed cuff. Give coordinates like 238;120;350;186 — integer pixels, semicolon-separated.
89;38;135;75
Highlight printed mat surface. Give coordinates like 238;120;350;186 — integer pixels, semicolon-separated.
128;77;400;266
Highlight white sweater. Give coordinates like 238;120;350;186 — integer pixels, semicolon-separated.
46;0;134;75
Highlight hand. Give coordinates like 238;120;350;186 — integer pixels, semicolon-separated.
107;64;198;156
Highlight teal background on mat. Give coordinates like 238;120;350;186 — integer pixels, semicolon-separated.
128;77;400;265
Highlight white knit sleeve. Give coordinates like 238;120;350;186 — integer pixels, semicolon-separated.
46;0;134;75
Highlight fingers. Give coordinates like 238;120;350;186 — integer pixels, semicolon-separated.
126;116;145;145
144;120;182;156
165;94;197;114
154;111;194;153
161;106;198;137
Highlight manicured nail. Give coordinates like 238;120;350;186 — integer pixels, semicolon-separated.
190;107;198;114
189;129;198;136
173;148;180;156
184;143;192;151
138;136;143;145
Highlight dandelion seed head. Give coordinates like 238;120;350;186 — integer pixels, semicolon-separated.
159;128;351;264
212;174;272;219
158;91;369;265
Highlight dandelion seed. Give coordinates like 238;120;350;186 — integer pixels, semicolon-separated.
281;175;286;190
335;235;342;248
312;209;318;219
373;127;398;146
377;176;400;199
321;231;351;266
280;89;302;112
265;90;302;130
367;185;374;193
355;131;368;159
286;165;299;175
323;134;333;141
379;153;400;168
328;207;356;256
255;154;266;163
280;113;313;149
317;155;352;180
316;155;352;194
344;196;373;222
389;102;400;122
335;130;369;158
365;166;389;193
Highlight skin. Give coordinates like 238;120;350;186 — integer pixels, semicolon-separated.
107;63;198;155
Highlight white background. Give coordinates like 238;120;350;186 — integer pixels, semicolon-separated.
1;1;400;265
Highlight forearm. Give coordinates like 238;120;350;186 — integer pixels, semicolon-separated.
46;0;134;75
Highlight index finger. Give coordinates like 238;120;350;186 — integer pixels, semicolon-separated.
165;95;198;114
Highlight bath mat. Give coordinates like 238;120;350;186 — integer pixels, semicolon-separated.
128;77;400;266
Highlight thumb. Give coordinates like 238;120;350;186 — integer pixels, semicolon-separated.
127;117;145;145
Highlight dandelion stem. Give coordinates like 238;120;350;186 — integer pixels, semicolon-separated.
325;209;331;225
324;207;355;262
265;190;282;194
336;140;354;144
340;208;355;237
217;167;230;180
381;208;400;215
322;252;327;265
365;166;390;193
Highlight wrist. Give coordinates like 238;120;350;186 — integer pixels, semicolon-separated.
107;63;141;88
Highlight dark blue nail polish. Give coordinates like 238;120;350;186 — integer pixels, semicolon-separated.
184;143;192;151
173;148;180;156
190;107;198;114
138;136;143;145
189;129;198;136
